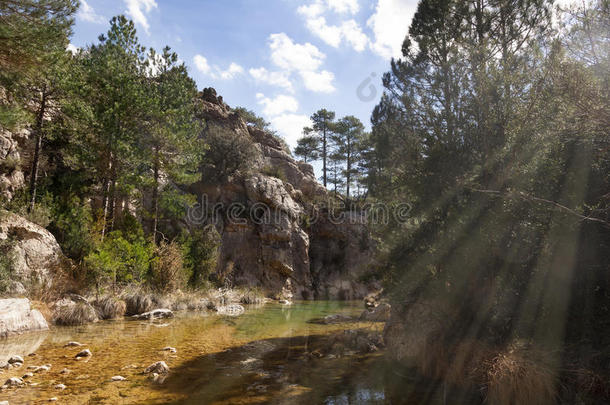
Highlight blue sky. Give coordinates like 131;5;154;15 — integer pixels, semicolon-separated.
70;0;420;150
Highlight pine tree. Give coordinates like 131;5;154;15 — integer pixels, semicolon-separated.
294;131;320;163
330;116;364;199
303;109;335;188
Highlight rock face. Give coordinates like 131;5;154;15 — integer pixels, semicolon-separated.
0;298;49;338
191;89;378;300
0;128;26;201
0;212;64;293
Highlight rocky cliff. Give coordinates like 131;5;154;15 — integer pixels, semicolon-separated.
191;89;378;300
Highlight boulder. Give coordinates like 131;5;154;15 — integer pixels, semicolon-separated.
4;376;24;387
0;213;65;293
0;299;49;338
145;361;169;375
132;308;174;320
360;303;391;322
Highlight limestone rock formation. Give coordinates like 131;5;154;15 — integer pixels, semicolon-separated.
0;298;49;338
0;212;64;294
192;89;378;300
0;128;26;201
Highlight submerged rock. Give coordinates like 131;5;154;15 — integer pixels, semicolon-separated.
145;361;169;375
75;349;92;359
359;303;391;322
54;383;66;390
161;347;177;353
310;314;355;325
132;309;174;320
0;299;49;338
4;377;24;387
216;304;245;316
7;355;23;365
63;341;83;347
111;375;127;382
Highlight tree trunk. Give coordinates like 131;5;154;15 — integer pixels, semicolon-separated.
28;89;47;213
151;146;160;244
322;124;327;187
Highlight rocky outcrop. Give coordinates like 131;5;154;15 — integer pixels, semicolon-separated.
0;128;26;201
0;212;64;294
0;298;49;338
191;89;378;300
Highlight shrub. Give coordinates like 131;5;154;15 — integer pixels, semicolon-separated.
93;296;127;320
53;302;98;326
238;287;265;305
85;231;154;290
202;123;259;181
0;236;15;294
150;241;186;293
50;194;95;261
261;165;286;181
181;225;220;289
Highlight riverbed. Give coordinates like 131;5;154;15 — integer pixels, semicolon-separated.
0;301;410;404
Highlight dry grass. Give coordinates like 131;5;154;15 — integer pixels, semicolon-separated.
483;343;557;405
123;290;171;315
93;296;127;320
53;302;98;326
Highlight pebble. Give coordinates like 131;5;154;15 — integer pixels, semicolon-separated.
75;349;92;358
4;377;24;387
64;341;83;347
162;347;177;353
111;375;127;382
7;356;23;365
21;373;33;379
49;398;58;402
60;368;71;374
54;383;66;390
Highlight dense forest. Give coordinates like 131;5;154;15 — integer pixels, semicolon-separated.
294;0;609;402
1;0;609;403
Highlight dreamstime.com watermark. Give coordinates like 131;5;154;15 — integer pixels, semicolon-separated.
186;195;412;228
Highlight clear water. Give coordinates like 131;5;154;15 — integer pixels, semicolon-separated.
0;301;443;404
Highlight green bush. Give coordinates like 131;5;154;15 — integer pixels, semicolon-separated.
85;231;154;290
181;225;221;289
0;236;15;294
261;165;286;181
51;194;95;261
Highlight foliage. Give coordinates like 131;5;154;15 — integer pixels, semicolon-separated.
0;235;15;294
84;230;153;289
150;241;186;292
201;123;259;181
181;225;221;289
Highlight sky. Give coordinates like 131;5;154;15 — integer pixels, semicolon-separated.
69;0;420;150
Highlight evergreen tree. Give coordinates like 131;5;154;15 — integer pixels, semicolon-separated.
294;131;320;163
302;109;335;187
330;116;364;199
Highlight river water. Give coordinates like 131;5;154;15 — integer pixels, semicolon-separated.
0;301;445;404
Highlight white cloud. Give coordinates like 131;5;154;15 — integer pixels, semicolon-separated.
269;33;326;72
193;54;211;75
304;17;343;48
194;55;244;80
66;43;79;54
298;2;369;52
367;0;417;59
269;114;313;149
249;67;294;92
220;63;245;79
256;94;299;116
77;0;105;24
327;0;359;14
341;20;369;52
124;0;158;35
299;70;336;93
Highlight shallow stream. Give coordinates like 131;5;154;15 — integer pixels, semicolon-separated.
0;301;445;404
